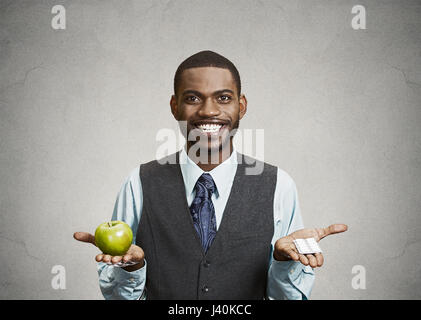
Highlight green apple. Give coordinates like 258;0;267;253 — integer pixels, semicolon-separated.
94;221;133;256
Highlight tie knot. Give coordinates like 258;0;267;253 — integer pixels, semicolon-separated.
195;173;216;196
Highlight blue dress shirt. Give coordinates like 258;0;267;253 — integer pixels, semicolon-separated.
97;147;315;300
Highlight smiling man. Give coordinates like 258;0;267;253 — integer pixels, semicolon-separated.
171;61;245;169
74;50;347;300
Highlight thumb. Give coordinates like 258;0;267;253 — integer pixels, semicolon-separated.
73;232;96;246
318;224;348;240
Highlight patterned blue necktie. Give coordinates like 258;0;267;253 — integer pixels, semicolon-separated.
189;173;217;253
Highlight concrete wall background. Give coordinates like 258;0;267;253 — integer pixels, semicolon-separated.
0;0;420;299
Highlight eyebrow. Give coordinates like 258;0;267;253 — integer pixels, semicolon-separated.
181;89;235;97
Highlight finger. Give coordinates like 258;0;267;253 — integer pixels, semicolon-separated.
314;253;324;267
111;256;122;264
282;248;299;261
130;245;145;261
288;243;299;261
102;255;112;263
95;254;104;262
73;232;96;246
299;254;309;266
306;254;317;268
288;250;300;261
122;254;132;263
318;224;348;240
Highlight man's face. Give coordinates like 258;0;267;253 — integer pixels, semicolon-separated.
170;67;247;155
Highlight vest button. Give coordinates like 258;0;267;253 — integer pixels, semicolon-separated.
203;261;210;268
202;286;209;293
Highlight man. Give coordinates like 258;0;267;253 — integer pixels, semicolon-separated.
74;50;348;300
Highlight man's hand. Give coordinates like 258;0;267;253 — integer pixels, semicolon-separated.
73;232;145;272
273;224;348;268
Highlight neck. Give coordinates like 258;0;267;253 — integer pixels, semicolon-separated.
186;141;234;172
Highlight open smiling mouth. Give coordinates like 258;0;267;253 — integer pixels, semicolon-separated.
193;122;228;136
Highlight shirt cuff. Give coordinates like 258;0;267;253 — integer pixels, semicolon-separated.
112;260;147;285
268;259;315;300
271;259;311;281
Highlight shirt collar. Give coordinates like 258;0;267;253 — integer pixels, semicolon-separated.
179;145;238;198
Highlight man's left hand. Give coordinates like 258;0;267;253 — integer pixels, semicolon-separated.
273;224;348;268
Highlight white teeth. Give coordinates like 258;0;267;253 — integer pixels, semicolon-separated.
197;124;223;133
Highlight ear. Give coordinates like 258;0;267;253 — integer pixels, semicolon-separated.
239;94;247;120
170;95;179;120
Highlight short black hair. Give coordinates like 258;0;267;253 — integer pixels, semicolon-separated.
174;50;241;97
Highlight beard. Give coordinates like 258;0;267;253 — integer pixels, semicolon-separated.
184;118;240;164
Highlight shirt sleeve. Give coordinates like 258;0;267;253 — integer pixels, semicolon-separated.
97;167;147;300
267;168;315;300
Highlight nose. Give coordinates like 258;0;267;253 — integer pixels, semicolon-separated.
198;97;221;118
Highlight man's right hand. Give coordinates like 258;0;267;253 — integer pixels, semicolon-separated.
73;232;145;272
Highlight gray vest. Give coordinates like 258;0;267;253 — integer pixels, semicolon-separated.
136;151;277;299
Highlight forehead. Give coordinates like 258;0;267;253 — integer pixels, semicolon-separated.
178;67;236;94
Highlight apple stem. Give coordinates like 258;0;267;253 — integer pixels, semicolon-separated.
108;222;112;227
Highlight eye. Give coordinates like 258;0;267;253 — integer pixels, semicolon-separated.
218;95;232;103
185;95;200;103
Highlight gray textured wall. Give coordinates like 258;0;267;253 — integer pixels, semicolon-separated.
0;0;420;299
